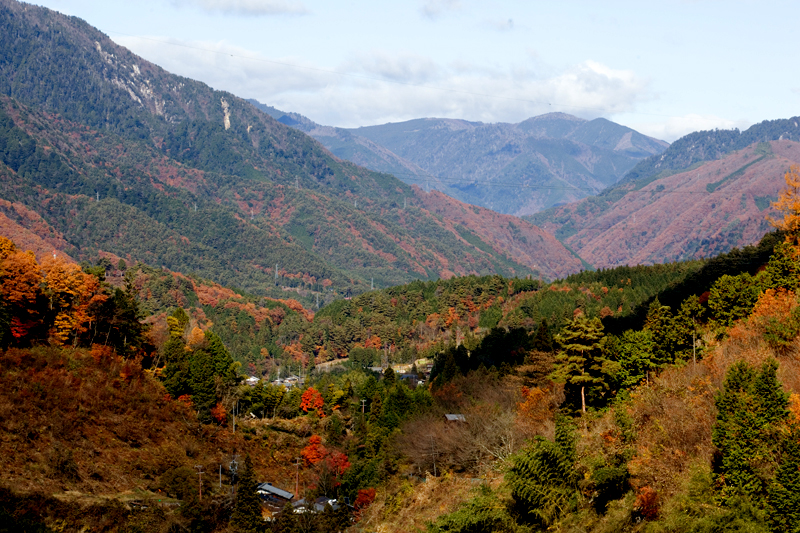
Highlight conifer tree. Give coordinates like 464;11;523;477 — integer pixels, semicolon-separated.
231;455;263;533
713;360;789;504
768;426;800;533
551;314;608;413
189;348;217;421
532;318;554;352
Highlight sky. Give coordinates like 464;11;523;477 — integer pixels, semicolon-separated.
31;0;800;142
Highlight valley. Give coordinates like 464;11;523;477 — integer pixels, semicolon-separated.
1;1;800;532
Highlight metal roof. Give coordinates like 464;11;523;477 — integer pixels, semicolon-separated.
257;482;294;500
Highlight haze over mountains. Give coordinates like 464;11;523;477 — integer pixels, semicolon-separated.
251;100;669;216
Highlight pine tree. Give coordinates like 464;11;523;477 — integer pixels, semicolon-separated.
231;455;263;532
551;314;608;413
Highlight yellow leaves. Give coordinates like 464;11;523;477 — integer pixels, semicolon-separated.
40;255;107;345
0;250;42;306
0;236;16;260
790;393;800;424
769;165;800;235
186;326;206;349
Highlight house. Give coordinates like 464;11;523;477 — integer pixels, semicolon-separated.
256;482;294;509
292;496;347;514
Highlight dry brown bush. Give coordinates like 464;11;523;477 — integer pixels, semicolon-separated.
397;371;561;476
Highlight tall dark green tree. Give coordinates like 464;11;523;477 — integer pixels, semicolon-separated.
189;348;217;422
551;314;608;413
231;455;263;533
712;360;789;505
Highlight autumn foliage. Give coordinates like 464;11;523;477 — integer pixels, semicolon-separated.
770;165;800;235
301;435;325;465
300;387;325;417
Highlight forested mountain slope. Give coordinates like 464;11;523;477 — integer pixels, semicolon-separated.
252;101;668;216
528;140;800;269
0;0;583;299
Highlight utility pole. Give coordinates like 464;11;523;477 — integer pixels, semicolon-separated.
428;436;438;477
195;465;204;501
295;457;301;499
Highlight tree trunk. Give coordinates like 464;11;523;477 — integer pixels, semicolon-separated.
581;385;586;413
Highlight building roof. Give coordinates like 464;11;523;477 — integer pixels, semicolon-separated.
256;482;293;500
444;414;466;422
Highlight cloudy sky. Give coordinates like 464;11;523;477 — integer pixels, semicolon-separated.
32;0;800;141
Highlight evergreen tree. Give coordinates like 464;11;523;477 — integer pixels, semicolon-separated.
383;366;396;386
713;360;789;505
551;314;608;413
189;348;217;422
768;426;800;533
231;455;263;533
532;318;554;352
709;273;760;329
206;331;238;386
507;413;577;527
270;503;298;533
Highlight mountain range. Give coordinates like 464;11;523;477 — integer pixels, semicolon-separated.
0;0;584;304
528;139;800;269
252;101;669;216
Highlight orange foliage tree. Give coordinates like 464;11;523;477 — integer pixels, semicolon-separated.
770;165;800;236
0;247;43;341
40;255;107;345
300;387;325;417
301;434;325;465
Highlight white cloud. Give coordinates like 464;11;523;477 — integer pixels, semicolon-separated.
115;35;653;129
171;0;308;16
628;114;750;142
420;0;460;19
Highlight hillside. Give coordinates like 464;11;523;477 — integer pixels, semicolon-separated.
0;0;583;300
620;116;800;185
528;140;800;269
253;102;668;216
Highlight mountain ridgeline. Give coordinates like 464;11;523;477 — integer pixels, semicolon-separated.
528;131;800;269
0;0;585;304
251;100;668;216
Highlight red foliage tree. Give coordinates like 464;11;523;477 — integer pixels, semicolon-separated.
300;387;325;417
301;435;325;465
353;488;377;521
210;402;227;424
